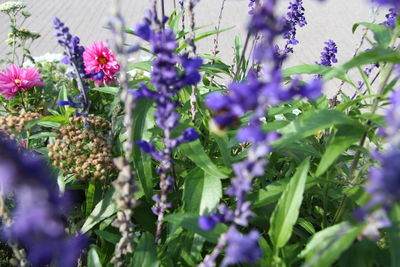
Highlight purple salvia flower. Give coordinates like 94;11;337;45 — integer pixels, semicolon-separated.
0;134;87;267
385;8;398;29
134;11;202;242
53;17;91;113
282;0;307;54
316;40;338;67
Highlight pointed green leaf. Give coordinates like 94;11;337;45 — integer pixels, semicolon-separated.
179;140;227;179
269;158;310;249
316;125;364;176
300;222;363;267
183;168;222;215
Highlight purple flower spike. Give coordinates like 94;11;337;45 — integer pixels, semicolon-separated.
317;40;338;67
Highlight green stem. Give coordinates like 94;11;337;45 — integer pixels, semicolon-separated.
333;63;394;223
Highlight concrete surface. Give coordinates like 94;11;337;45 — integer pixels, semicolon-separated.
0;0;389;95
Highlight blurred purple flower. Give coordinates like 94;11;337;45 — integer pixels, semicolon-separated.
0;134;87;267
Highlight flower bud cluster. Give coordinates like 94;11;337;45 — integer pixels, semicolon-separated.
47;115;114;181
0;112;41;133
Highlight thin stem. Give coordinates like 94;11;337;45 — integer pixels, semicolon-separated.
333;63;393;223
198;233;227;267
161;0;166;30
233;32;251;81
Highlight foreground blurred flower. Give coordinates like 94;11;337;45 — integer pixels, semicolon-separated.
0;65;44;99
370;0;400;9
83;41;120;86
0;134;87;267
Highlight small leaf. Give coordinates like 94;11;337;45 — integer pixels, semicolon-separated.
269;158;310;250
179;140;227;179
91;87;120;95
316;125;364;176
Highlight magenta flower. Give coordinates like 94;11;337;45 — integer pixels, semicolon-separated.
0;65;45;99
83;41;120;86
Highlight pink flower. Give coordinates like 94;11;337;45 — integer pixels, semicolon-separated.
83;41;120;86
0;65;45;99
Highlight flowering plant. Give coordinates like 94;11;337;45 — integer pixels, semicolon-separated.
1;0;400;266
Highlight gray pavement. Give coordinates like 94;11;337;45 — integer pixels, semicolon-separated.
0;0;388;95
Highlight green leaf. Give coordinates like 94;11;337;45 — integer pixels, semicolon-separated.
213;134;232;167
178;26;235;52
164;213;228;243
130;232;159;267
86;181;96;217
316;125;364;176
81;188;117;233
127;61;152;72
283;64;354;85
91;87;120;96
273;110;360;149
250;176;317;208
269;158;310;250
324;48;400;80
183;168;222;215
179;140;227;179
28;132;57;140
352;22;392;48
388;204;400;267
300;222;363;267
87;246;102;267
133;99;154;201
94;230;120;244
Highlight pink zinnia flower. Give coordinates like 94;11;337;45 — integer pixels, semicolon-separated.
83;41;120;86
0;65;45;99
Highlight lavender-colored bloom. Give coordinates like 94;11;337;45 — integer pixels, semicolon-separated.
53;17;90;112
0;134;87;267
134;11;202;241
282;0;307;54
385;8;398;29
316;40;338;67
222;227;262;266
